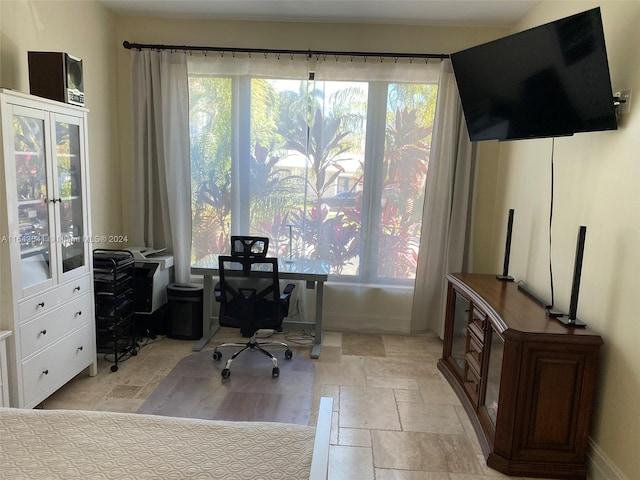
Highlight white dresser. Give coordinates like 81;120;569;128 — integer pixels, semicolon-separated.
0;330;12;407
0;90;97;408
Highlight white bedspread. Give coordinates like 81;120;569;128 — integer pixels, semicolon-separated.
0;407;316;479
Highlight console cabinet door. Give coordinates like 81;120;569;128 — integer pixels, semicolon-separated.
442;285;470;379
507;342;599;465
481;326;504;427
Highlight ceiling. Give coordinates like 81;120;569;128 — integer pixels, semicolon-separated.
98;0;540;26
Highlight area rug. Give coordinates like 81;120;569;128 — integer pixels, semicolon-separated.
137;347;315;425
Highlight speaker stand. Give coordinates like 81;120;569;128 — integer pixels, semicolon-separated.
556;315;587;328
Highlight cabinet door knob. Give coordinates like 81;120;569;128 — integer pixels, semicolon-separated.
75;311;82;316
77;346;84;352
39;329;47;335
74;286;81;292
42;369;49;375
37;302;45;308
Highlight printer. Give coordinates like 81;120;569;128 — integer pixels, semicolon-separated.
129;247;174;316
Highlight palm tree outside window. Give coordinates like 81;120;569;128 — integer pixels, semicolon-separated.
189;57;438;286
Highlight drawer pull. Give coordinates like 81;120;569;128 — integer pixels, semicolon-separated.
42;369;49;375
74;286;81;292
75;311;82;316
39;329;47;336
77;346;84;352
37;302;45;308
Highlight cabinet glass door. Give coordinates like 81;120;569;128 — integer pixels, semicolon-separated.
53;116;87;276
12;111;55;290
483;327;504;426
449;290;470;375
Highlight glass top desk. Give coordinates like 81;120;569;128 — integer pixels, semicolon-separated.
190;255;330;358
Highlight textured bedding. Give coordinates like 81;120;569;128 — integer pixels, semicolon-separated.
0;407;316;479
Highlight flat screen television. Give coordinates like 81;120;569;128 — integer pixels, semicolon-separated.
450;7;617;141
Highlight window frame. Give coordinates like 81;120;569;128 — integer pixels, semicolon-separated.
189;73;434;287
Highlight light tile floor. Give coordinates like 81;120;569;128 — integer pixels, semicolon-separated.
43;329;551;480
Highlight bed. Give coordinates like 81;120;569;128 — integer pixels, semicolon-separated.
0;397;332;479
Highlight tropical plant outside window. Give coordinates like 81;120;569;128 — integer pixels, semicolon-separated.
189;72;437;285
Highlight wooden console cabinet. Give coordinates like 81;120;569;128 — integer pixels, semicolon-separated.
438;273;602;479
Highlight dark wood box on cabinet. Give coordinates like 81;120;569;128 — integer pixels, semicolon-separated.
438;273;602;480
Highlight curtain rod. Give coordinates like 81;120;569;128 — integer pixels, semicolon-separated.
122;41;449;60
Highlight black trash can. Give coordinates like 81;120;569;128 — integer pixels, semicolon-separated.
166;283;204;340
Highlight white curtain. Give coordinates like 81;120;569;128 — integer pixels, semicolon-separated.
130;50;192;283
411;59;476;337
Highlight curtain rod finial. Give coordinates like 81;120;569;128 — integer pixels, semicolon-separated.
123;41;131;49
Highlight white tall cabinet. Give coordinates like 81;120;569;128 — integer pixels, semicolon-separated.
0;89;97;408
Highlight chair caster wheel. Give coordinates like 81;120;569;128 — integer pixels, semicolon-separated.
221;368;231;379
285;349;293;360
213;351;222;361
110;365;118;372
272;367;280;377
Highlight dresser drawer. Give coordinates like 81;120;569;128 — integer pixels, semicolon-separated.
18;275;92;323
21;322;94;407
19;293;92;359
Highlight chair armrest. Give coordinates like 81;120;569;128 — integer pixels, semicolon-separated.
280;283;296;316
280;283;296;302
283;283;296;295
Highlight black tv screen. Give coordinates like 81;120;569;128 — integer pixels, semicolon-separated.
450;7;617;141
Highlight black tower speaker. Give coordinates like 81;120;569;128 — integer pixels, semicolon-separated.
497;209;514;281
28;51;85;106
558;226;587;328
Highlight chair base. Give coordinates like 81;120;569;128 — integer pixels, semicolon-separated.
213;332;292;378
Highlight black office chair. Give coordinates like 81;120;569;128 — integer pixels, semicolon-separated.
212;236;295;378
230;236;269;258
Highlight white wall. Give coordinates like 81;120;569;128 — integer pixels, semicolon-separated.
472;2;640;478
0;0;122;249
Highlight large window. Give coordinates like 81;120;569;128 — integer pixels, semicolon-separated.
189;64;437;285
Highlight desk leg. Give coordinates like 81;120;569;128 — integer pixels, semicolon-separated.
193;274;219;351
310;280;324;359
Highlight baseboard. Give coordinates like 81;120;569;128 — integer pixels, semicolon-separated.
588;439;629;480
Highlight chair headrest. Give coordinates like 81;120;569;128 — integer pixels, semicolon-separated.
231;236;269;257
